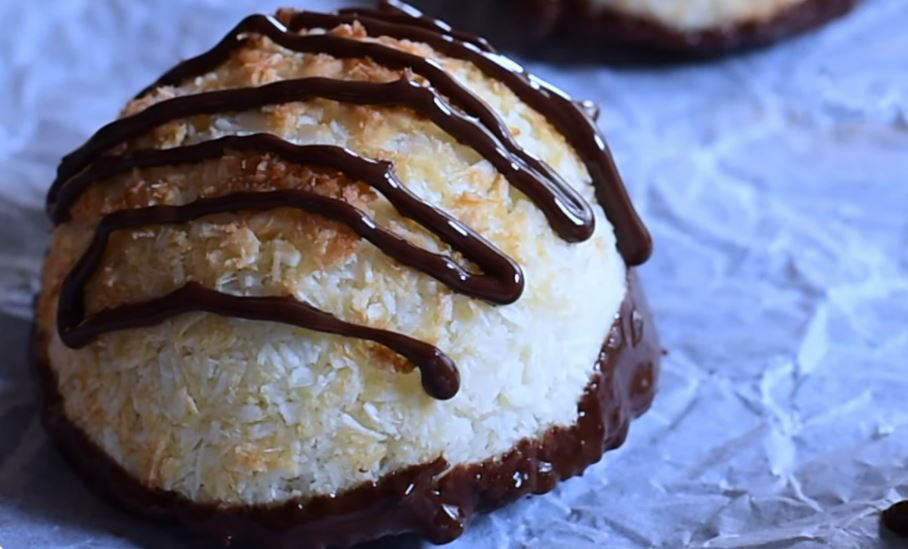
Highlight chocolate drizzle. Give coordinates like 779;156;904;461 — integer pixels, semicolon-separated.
37;272;659;547
55;134;523;299
52;76;591;242
59;138;550;402
84;3;651;261
283;8;652;264
51;19;593;241
49;3;652;399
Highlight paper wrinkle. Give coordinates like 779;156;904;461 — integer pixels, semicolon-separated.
1;0;907;547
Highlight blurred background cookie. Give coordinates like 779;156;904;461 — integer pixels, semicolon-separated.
404;0;862;58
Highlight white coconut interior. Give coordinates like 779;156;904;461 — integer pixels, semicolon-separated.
38;21;627;505
588;0;807;30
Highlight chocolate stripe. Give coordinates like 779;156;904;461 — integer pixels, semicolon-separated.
285;9;652;264
51;16;592;242
56;188;490;400
51;76;592;243
77;6;650;262
53;136;523;304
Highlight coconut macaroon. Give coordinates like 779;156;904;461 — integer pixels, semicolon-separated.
408;0;861;55
36;3;659;546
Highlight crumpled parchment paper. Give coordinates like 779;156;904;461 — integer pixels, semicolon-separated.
1;1;907;547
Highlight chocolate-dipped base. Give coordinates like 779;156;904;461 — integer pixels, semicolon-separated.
34;271;659;548
408;0;861;59
883;501;908;537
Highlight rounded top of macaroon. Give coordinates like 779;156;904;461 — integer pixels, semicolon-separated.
38;4;648;505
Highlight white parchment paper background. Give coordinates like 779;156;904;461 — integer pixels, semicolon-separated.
1;1;907;547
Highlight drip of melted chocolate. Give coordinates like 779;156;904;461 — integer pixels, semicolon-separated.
37;271;659;547
49;4;651;400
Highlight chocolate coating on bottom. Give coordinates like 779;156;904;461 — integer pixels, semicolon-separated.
883;501;908;537
408;0;860;58
34;271;659;547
